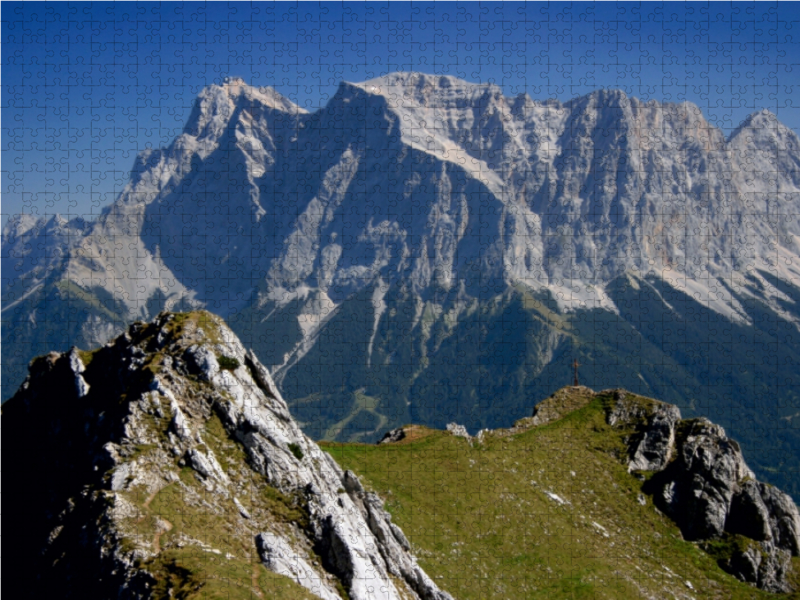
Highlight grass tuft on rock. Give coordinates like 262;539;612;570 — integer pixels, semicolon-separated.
217;355;240;371
287;442;304;461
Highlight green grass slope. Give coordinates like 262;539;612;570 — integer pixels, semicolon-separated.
324;388;800;600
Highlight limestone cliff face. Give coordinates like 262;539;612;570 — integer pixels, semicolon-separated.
7;75;800;327
5;72;800;388
2;310;452;600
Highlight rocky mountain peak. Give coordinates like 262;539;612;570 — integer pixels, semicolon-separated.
2;212;40;238
734;108;779;131
352;71;504;106
728;108;799;146
182;77;305;141
3;310;453;600
571;87;631;107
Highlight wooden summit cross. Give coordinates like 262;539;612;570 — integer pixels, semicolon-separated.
572;359;580;387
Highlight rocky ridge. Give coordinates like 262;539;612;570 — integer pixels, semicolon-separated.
6;73;800;328
423;387;800;594
2;310;452;600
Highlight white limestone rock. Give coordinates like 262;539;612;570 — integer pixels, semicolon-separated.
67;348;90;398
256;532;342;600
6;72;800;406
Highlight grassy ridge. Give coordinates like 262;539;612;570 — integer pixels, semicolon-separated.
324;392;794;599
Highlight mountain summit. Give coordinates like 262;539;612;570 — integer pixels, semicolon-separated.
3;73;800;496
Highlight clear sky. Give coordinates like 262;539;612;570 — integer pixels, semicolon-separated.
3;1;800;225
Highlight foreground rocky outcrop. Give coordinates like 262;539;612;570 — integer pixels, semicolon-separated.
604;389;800;593
2;310;452;600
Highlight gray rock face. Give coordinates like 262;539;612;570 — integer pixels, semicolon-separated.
606;390;681;472
9;78;800;330
185;447;229;485
211;346;453;600
759;482;800;556
379;427;407;445
183;345;220;381
2;311;453;600
6;74;800;428
727;480;772;542
190;314;453;600
256;532;342;600
723;541;793;594
67;347;91;398
660;419;755;540
606;392;800;591
628;406;679;472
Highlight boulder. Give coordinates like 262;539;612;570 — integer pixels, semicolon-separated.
657;419;753;540
446;423;470;439
379;427;406;444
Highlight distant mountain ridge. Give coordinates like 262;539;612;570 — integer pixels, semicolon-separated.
3;72;800;496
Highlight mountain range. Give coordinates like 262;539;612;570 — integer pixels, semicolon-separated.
3;72;800;496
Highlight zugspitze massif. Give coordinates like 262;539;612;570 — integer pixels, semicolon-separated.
3;72;800;495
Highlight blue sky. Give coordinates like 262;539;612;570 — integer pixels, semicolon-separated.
3;1;800;224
